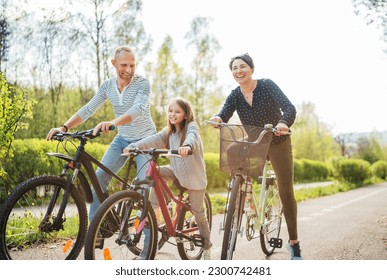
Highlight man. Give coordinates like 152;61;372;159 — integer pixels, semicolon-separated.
46;46;156;220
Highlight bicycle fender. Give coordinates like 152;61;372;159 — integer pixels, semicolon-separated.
76;171;93;203
46;152;73;162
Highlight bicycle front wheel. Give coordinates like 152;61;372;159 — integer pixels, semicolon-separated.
177;191;212;260
84;190;158;260
259;175;283;256
220;175;244;260
0;175;87;260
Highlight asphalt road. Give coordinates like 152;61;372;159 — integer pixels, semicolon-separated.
154;182;387;260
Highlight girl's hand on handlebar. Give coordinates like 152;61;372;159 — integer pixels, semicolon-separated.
178;146;192;157
274;123;290;136
122;146;133;156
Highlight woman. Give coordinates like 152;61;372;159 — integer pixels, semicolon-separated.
210;53;302;260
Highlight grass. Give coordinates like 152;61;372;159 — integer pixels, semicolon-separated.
209;179;383;215
5;211;80;250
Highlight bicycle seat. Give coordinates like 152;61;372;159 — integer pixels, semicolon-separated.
173;179;188;193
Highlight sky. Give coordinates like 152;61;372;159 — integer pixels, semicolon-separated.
140;0;387;135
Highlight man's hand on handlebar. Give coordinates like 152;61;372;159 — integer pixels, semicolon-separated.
46;126;67;141
93;121;116;136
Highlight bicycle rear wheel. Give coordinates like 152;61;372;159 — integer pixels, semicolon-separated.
177;191;212;260
220;175;244;260
259;174;283;256
0;175;87;260
84;190;158;260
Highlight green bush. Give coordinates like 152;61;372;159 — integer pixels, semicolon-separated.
0;140;229;198
293;159;303;182
331;158;371;184
370;160;387;179
0;139;108;198
294;159;329;182
6;140;377;200
204;152;230;192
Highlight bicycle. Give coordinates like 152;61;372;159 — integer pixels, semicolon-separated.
84;148;212;260
207;121;285;260
0;126;141;260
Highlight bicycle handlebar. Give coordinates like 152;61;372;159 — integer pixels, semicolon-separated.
52;125;116;141
122;148;193;158
205;121;291;135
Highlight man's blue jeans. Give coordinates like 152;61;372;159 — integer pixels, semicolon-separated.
89;134;150;221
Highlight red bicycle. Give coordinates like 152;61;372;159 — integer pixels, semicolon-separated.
84;148;212;260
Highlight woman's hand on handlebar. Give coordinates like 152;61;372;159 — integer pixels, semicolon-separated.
274;123;290;136
208;116;222;128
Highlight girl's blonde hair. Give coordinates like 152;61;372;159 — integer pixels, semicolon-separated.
166;97;196;147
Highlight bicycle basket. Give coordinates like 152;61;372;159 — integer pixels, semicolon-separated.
219;124;272;177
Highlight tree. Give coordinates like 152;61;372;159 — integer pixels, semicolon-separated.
334;134;351;157
0;0;11;73
354;135;384;163
72;0;152;86
113;0;152;62
35;7;73;127
352;0;387;53
0;72;34;179
291;101;341;161
185;16;222;125
147;35;187;130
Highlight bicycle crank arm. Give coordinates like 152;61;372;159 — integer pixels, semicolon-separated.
176;232;205;247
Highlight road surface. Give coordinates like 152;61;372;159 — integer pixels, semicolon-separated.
153;182;387;260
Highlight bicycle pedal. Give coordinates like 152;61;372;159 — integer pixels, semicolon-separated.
191;234;205;247
269;238;283;248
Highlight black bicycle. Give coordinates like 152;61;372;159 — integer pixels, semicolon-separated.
0;126;141;260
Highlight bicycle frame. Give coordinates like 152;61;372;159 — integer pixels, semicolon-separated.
145;159;196;240
208;121;284;258
46;132;135;229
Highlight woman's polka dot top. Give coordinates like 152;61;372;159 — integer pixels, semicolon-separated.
217;78;296;144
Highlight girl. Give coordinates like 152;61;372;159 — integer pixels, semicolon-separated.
124;97;212;260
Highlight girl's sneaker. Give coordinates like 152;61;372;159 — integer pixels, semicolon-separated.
203;247;212;260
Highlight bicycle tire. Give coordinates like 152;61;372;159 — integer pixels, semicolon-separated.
259;173;283;256
0;175;87;260
220;175;244;260
176;191;212;260
84;190;158;260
